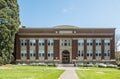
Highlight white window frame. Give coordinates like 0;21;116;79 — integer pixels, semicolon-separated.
21;50;27;57
96;50;101;57
87;50;93;57
39;50;44;57
21;39;27;46
48;39;54;46
39;39;45;46
78;50;84;57
104;39;110;46
61;39;71;46
48;50;53;57
30;50;35;57
87;39;93;46
78;39;84;46
96;39;101;46
104;50;110;56
30;39;36;46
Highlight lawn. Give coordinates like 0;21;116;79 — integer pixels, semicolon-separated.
0;65;64;79
76;67;120;79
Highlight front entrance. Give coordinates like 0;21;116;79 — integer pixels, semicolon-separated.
62;50;70;64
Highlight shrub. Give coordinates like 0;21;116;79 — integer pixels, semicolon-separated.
98;63;107;68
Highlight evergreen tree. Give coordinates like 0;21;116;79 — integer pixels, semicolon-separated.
0;0;20;64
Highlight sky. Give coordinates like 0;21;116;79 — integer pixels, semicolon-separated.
18;0;120;50
18;0;120;33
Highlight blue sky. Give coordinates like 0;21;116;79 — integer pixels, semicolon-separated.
18;0;120;32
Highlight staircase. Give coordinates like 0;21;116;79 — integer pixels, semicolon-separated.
55;64;75;67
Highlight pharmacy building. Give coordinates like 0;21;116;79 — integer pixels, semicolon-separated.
15;25;115;64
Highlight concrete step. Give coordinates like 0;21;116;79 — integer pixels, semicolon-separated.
55;64;75;67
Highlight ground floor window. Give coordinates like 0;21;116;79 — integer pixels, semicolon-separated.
30;50;35;57
48;50;53;57
96;50;101;57
78;50;84;57
104;50;110;56
87;50;93;57
21;50;27;57
39;50;44;57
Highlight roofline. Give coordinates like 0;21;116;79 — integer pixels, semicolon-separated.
19;27;116;30
20;25;116;30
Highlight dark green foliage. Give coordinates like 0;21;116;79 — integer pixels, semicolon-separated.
0;0;20;65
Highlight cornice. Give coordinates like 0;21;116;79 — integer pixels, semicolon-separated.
18;33;114;36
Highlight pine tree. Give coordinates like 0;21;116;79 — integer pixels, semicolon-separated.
0;0;20;64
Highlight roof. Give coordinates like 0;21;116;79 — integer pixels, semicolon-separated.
53;25;79;29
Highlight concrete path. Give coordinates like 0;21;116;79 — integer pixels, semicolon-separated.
57;67;79;79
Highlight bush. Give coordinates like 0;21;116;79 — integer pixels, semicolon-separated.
38;63;47;66
98;63;107;68
107;64;117;68
117;64;120;69
77;63;94;67
47;63;55;66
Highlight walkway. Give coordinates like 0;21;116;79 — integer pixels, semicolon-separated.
57;67;79;79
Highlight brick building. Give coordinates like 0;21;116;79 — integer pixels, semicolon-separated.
15;25;115;64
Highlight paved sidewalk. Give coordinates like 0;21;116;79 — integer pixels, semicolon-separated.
57;67;79;79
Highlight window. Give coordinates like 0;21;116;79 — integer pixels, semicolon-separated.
39;50;44;57
30;39;36;46
78;50;84;57
96;50;101;56
61;40;71;46
87;39;93;46
87;50;93;57
21;39;27;46
48;50;53;57
96;40;101;46
48;39;54;46
104;50;110;56
39;39;45;46
21;50;27;57
78;39;84;46
30;50;35;57
104;39;110;46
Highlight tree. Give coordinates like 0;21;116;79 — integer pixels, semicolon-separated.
0;0;20;65
115;29;120;65
115;33;120;52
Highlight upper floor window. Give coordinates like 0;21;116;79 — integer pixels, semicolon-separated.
21;39;27;46
96;40;101;46
78;39;84;46
61;40;71;46
30;39;36;46
78;50;84;57
104;39;110;46
87;39;93;46
39;39;45;46
48;39;54;46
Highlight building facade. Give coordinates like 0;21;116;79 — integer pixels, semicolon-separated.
15;25;115;64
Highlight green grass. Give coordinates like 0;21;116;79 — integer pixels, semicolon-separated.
76;67;120;79
0;65;64;79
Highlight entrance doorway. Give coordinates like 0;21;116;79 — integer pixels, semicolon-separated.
62;50;70;64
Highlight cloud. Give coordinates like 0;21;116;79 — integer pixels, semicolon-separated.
62;7;73;13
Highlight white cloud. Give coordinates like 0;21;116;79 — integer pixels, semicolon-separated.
62;7;73;13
